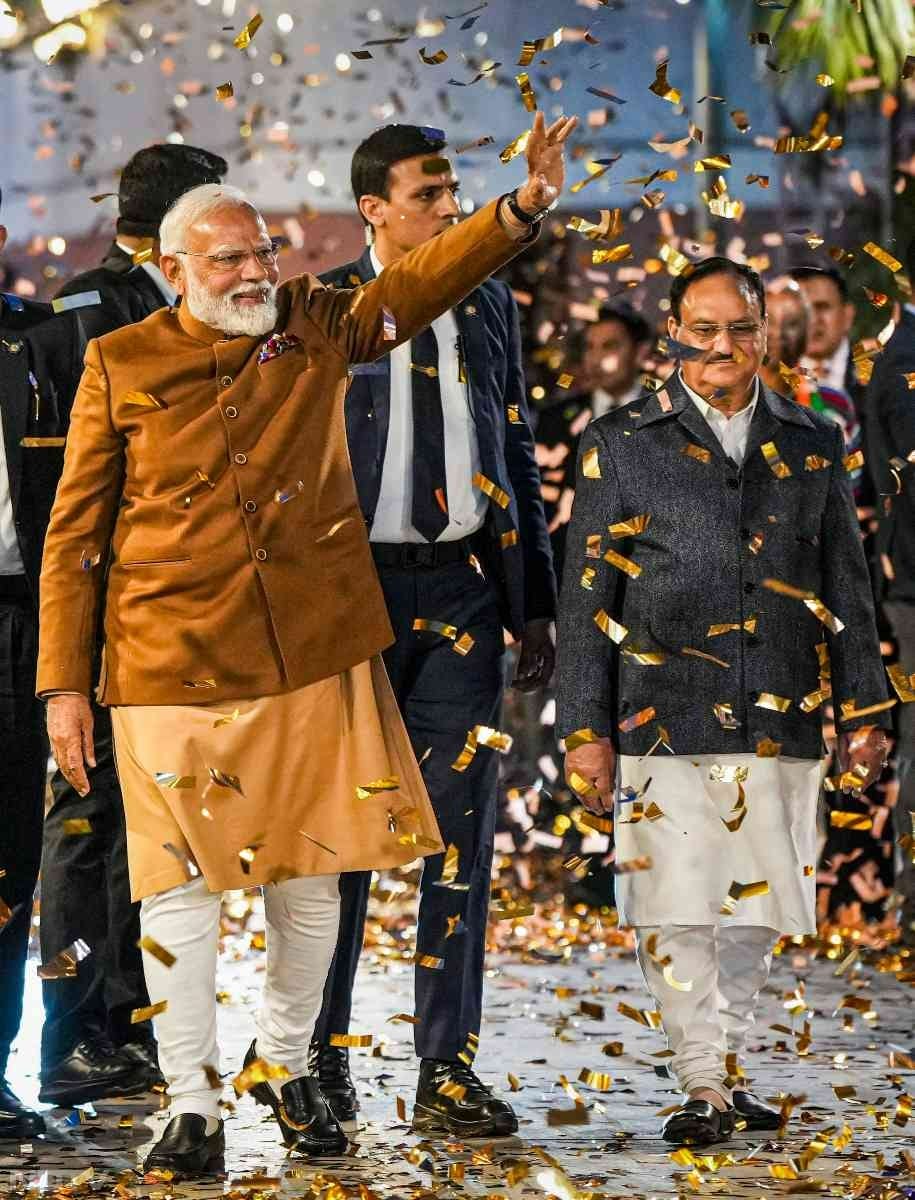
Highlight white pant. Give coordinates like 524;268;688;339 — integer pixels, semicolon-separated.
635;924;777;1102
140;873;341;1120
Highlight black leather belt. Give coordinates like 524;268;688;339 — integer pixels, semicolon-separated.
370;536;480;569
0;574;31;604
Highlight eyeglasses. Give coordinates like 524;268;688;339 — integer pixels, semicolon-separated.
173;236;288;272
678;321;764;344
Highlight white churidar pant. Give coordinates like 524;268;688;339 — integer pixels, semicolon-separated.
139;873;341;1120
635;923;777;1100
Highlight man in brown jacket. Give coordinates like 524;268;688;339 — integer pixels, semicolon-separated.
37;111;576;1178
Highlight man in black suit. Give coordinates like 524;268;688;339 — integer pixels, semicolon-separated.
36;143;228;1107
0;192;57;1139
863;239;915;944
310;124;557;1138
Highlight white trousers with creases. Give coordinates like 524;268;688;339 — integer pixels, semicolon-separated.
635;924;777;1102
139;873;341;1120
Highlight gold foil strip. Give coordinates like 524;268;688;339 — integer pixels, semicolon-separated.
233;12;262;49
592;242;633;264
619;706;656;733
330;1033;373;1047
506;403;521;423
208;767;244;795
603;547;642;578
454;632;475;655
565;728;602;752
580;566;596;590
155;773;196;790
622;648;667;665
709;764;749;783
755;693;792;712
298;830;337;855
582;446;601;479
617;1001;662;1029
707;616;757;637
800;685;832;713
355;776;399;800
804;454;833;471
567;209;623;241
681;443;712;464
21;437;66;447
499;128;530;164
714;702;739;729
123;390;166;410
37;938;91;980
413;953;444;970
500;529;519;550
756;737;781;757
138;936;176;968
233;1057;290;1095
761;440;792;478
578;1068;613;1091
887;664;915;703
609;513;651;538
419;48;448;65
682;647;730;669
183;678;217;689
662;964;694;991
829;810;873;830
649;58;681;104
515;72;537;111
131;1000;168;1024
413;618;458;640
843;449;865;472
451;724;513;772
568;771;598;799
579;811;613;834
863;241;902;273
839;697;896;720
720;879;770;915
585;533;602;558
472;472;510;508
63;818;92;835
594;609;628;644
215;81;234;101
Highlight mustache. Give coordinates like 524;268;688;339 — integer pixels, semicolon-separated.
232;286;273;298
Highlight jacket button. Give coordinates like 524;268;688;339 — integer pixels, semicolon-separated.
740;527;750;539
727;478;739;490
244;500;257;513
220;375;233;387
744;580;755;593
255;548;268;561
234;452;247;465
749;689;760;703
746;634;760;647
225;406;238;418
367;409;375;420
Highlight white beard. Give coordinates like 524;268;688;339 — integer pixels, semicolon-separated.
184;275;279;337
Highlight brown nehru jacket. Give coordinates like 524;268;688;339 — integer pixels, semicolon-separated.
37;199;533;705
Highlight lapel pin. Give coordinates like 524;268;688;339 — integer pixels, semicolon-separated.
463;303;477;316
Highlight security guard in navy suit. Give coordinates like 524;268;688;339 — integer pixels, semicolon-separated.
309;125;558;1138
0;194;58;1138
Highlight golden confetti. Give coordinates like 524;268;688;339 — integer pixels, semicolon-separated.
582;446;601;479
413;618;458;640
453;631;476;655
123;390;166;410
419;47;448;65
682;647;730;669
233;12;262;49
649;58;681;104
707;616;757;637
592;242;633;264
557;372;575;390
662;964;694;991
594;608;628;644
329;1033;373;1048
805;454;832;471
694;154;733;171
565;727;603;752
800;686;831;713
209;767;244;795
659;243;692;276
863;240;902;273
138;937;176;968
843;449;865;472
571;159;619;194
756;737;782;757
617;1001;662;1028
413;953;444;970
37;938;91;980
131;1000;168;1024
579;811;614;834
619;707;656;732
578;1067;613;1091
183;678;216;689
887;664;915;703
233;1057;290;1095
516;72;537;111
547;1106;590;1126
155;772;196;789
761;440;792;478
603;547;642;578
714;702;739;729
215;81;234;101
622;648;668;665
755;693;792;712
472;472;510;508
567;209;623;241
720;879;770;915
451;724;513;772
499;128;530;164
681;443;712;464
355;776;399;801
63;818;92;835
839;697;896;720
580;566;596;590
709;764;749;783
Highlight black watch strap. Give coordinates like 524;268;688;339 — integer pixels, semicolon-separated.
505;188;551;225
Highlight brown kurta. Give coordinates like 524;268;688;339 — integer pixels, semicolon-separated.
36;199;533;705
112;656;441;901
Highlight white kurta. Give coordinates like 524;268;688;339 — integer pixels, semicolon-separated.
614;753;824;934
614;377;824;935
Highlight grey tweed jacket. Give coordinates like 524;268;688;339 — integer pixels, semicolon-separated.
555;373;889;759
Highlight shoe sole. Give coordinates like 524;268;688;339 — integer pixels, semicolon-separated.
38;1078;152;1106
144;1154;224;1180
248;1080;349;1155
411;1104;518;1139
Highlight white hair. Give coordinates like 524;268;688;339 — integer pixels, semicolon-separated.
159;183;258;255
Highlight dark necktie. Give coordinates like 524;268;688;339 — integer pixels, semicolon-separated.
410;324;449;542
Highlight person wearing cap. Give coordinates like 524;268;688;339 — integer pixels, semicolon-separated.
37;111;576;1177
307;124;557;1140
0;188;58;1141
35;143;228;1109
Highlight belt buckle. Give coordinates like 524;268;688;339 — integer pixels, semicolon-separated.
403;543;436;568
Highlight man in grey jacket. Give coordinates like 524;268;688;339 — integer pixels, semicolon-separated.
556;257;890;1146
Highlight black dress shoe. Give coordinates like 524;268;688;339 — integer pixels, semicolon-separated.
0;1080;45;1140
308;1040;359;1130
243;1041;348;1156
413;1059;519;1138
662;1099;736;1146
733;1089;782;1131
39;1038;151;1106
119;1041;166;1089
143;1114;225;1179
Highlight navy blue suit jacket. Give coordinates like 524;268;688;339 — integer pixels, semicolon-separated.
320;248;556;637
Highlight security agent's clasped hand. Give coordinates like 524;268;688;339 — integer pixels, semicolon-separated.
47;693;95;797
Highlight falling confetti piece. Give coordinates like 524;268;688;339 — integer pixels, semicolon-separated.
131;1000;168;1024
63;818;92;835
499;128;530;164
233;1057;290;1095
473;472;511;508
37;939;91;980
582;446;601;479
233;12;262;49
155;772;196;790
330;1033;373;1048
138;936;176;968
451;724;513;772
609;513;651;538
761;441;792;478
862;241;902;273
681;443;712;464
649;58;681;104
123;390;166;410
594;609;628;644
720;879;770;915
215;81;234;101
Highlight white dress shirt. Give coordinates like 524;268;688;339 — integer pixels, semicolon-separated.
367;246;487;543
0;397;25;576
801;336;850;394
680;373;759;468
590;380;642;421
116;241;178;306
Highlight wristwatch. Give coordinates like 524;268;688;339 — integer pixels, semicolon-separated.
504;187;557;225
